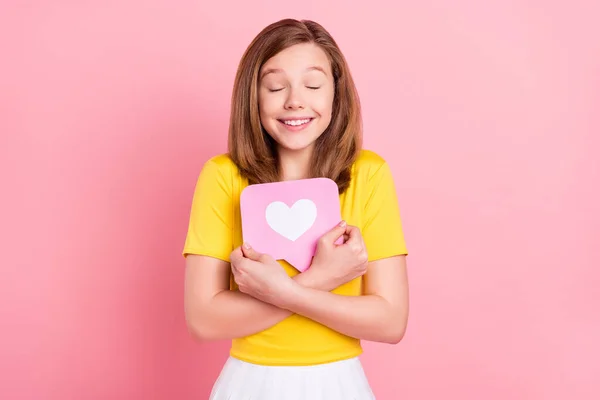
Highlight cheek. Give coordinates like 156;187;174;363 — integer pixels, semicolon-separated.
314;90;334;120
258;94;280;138
258;97;272;126
258;94;280;120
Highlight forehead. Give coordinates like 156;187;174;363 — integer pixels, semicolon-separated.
260;43;331;79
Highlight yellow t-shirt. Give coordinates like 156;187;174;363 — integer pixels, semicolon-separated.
182;149;408;366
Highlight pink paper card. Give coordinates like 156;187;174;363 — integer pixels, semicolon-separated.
240;177;342;272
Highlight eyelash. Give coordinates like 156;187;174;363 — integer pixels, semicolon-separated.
268;86;321;92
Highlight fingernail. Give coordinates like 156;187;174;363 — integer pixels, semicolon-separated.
339;220;347;227
243;242;251;249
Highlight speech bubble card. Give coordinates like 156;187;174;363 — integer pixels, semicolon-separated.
240;177;342;272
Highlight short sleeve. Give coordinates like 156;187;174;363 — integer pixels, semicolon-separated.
362;162;408;261
182;159;234;261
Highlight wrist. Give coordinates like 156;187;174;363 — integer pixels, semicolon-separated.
294;262;337;291
293;267;320;289
275;278;305;310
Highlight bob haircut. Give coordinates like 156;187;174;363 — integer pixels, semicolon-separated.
227;18;362;194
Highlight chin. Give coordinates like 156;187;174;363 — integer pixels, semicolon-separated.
276;132;322;151
276;141;316;153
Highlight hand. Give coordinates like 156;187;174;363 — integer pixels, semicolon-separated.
229;243;294;307
309;220;369;289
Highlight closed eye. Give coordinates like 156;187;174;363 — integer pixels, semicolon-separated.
268;88;284;92
307;86;321;90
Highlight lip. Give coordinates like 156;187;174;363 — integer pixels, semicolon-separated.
278;116;315;122
278;117;315;132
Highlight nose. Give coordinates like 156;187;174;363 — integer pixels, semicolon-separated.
284;87;304;110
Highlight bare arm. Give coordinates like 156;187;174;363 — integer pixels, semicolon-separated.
275;255;409;344
183;254;338;341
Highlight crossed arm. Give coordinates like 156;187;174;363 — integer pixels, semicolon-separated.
183;253;409;344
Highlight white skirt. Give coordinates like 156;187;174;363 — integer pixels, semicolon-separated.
209;356;376;400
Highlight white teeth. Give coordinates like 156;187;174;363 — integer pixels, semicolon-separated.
283;119;311;126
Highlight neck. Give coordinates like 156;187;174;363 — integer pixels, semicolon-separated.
277;146;314;181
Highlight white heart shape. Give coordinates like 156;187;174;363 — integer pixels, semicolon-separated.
265;199;317;242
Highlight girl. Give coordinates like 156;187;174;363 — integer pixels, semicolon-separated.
182;18;409;400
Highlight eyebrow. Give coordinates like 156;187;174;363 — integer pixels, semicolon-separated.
260;66;328;80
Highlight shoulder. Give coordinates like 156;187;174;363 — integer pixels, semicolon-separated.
194;153;241;195
352;149;391;180
205;153;237;170
200;153;240;178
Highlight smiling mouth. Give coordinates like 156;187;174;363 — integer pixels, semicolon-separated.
278;118;314;128
279;118;314;126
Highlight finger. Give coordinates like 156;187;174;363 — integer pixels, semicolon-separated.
344;224;361;236
319;220;347;244
230;247;243;264
230;249;248;274
241;242;263;261
344;225;362;244
230;263;240;278
348;226;365;247
344;226;364;252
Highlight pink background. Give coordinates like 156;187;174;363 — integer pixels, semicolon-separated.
2;1;599;399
